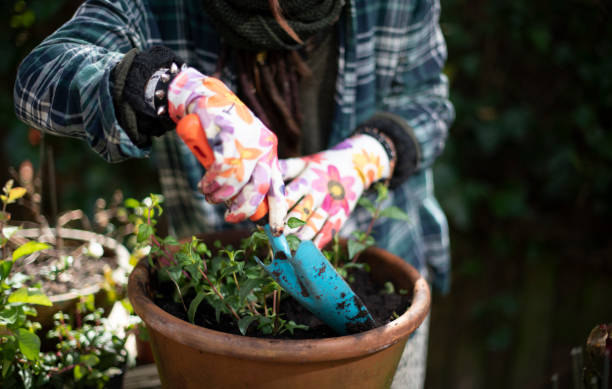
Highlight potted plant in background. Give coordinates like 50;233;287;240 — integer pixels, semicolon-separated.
2;162;131;329
0;178;131;388
128;185;431;388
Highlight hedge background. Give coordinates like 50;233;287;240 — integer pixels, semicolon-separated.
2;1;610;387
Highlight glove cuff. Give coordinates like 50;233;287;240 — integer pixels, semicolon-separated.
112;46;185;145
355;112;421;188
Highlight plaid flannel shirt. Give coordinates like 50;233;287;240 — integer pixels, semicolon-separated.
14;0;454;292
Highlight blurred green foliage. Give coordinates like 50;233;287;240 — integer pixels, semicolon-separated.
436;0;611;232
428;0;612;387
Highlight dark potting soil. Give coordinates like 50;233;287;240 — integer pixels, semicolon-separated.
13;242;116;295
152;266;412;339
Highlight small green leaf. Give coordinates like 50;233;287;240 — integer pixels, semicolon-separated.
8;187;27;202
74;364;84;381
12;241;50;262
137;224;154;243
2;358;11;378
16;328;40;361
79;354;100;367
357;197;376;213
188;291;207;323
0;260;13;280
238;315;258;335
287;217;306;229
239;278;262;302
124;198;140;208
0;306;19;324
8;287;53;306
382;281;395;294
375;183;388;203
379;206;410;221
347;239;367;260
285;235;301;252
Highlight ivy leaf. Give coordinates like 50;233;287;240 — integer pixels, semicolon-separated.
16;328;40;361
8;287;53;306
238;315;258;335
287;217;306;229
379;206;410;221
188;291;207;323
347;239;367;260
12;241;50;262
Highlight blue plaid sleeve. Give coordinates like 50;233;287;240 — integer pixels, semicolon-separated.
378;0;455;171
13;0;155;162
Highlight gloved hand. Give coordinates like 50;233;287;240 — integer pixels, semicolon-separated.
280;133;394;248
167;67;287;233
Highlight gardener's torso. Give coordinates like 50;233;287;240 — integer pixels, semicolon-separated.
140;0;449;291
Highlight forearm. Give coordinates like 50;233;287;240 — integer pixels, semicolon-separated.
368;0;454;179
13;0;152;162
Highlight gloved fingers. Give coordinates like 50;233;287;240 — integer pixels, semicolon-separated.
279;157;307;181
284;193;318;234
294;208;329;242
266;159;288;235
313;211;347;249
224;163;270;223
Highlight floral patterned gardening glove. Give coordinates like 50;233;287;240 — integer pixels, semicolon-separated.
280;133;394;248
167;67;287;234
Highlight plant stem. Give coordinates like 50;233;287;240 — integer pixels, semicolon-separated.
351;204;381;264
272;289;279;333
198;268;240;321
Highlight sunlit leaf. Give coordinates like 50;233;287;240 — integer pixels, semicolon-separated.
287;217;306;229
17;328;40;361
12;241;50;262
8;187;27;202
8;287;52;306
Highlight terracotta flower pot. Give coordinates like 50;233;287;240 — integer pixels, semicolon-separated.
13;227;131;329
128;231;431;389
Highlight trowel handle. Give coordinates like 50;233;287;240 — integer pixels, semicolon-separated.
176;113;215;169
176;114;268;221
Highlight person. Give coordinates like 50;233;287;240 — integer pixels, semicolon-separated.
14;0;454;387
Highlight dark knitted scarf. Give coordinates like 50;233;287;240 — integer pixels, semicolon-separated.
201;0;344;51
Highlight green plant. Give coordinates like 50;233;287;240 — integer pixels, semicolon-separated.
1;179;53;387
126;194;307;336
127;184;409;337
42;305;128;389
1;180;130;388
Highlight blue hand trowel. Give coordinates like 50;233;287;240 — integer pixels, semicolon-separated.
176;113;376;335
255;225;376;335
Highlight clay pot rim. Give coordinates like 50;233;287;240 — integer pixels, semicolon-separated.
13;227;131;303
128;244;431;363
